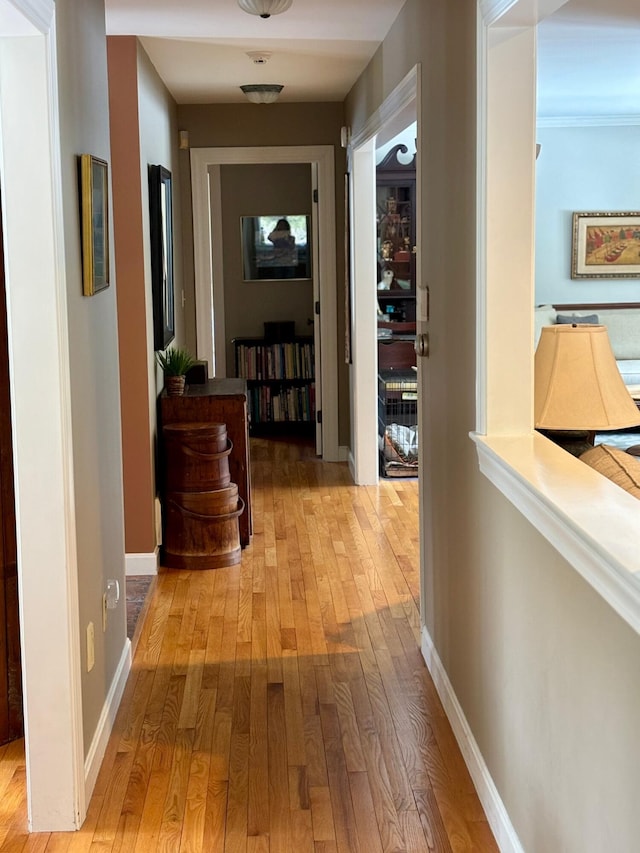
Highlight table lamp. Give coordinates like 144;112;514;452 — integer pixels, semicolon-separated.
534;323;640;454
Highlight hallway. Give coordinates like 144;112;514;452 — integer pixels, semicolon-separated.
0;438;496;851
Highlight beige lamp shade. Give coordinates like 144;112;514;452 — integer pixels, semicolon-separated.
535;324;640;431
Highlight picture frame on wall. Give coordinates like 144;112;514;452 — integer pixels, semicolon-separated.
572;211;640;279
79;154;110;296
149;165;175;350
240;214;312;281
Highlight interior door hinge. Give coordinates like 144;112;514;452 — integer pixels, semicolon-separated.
313;189;318;203
315;300;320;315
316;409;322;424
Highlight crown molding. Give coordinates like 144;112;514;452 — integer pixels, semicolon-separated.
537;114;640;128
479;0;518;25
8;0;53;33
350;65;418;151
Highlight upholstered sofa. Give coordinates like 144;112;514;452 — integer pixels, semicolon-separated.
535;303;640;386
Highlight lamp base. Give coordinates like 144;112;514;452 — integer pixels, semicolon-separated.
537;429;595;457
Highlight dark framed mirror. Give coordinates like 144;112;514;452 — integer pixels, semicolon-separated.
149;164;175;350
241;214;311;281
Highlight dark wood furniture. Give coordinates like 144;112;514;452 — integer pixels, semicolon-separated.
160;379;252;547
377;336;416;370
376;143;417;371
0;209;22;745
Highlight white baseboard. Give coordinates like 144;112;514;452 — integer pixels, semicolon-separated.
420;626;523;853
348;449;356;482
125;551;158;577
338;444;349;462
84;639;131;801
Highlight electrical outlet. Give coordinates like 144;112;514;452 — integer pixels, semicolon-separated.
86;622;95;672
102;593;107;632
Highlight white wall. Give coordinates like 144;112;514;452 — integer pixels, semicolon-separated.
535;124;640;303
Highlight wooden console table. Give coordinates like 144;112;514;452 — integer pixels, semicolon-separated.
160;379;252;547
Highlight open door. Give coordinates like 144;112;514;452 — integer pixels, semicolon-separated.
0;188;23;745
311;163;323;455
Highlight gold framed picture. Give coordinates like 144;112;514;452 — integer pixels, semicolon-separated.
571;211;640;279
79;154;109;296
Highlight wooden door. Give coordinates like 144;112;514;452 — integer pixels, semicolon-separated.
0;190;23;744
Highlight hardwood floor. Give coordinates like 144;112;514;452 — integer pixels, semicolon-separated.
0;437;497;851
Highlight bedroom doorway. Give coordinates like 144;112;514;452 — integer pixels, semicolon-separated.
190;145;340;462
349;67;419;485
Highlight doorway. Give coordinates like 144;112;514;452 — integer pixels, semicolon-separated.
190;145;340;462
216;162;318;448
375;128;418;480
349;67;419;485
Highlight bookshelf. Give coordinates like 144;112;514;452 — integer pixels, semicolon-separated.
233;336;315;434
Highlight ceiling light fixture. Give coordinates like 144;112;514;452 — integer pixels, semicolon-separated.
246;51;273;64
237;0;293;18
240;84;283;104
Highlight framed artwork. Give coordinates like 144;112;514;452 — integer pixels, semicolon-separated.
79;154;109;296
572;211;640;279
240;214;311;281
149;165;175;350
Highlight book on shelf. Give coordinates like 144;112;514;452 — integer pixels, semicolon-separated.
236;339;314;382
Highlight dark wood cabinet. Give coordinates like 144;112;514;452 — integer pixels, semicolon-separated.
0;212;22;745
376;143;417;370
160;379;252;548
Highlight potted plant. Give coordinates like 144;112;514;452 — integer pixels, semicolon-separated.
156;346;195;396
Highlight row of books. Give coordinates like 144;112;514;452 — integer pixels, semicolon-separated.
236;341;314;381
249;383;316;424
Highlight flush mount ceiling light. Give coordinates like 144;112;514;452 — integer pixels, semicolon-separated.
246;50;273;64
240;84;283;104
238;0;293;18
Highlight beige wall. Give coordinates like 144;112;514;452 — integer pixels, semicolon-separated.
176;102;350;445
137;44;187;352
347;0;640;849
219;163;313;369
56;0;127;754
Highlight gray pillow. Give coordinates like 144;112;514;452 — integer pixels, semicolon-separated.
556;313;599;325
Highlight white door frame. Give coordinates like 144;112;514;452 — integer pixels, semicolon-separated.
349;67;420;485
0;0;85;831
190;145;339;462
476;0;570;437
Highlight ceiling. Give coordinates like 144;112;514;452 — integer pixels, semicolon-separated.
104;0;640;119
105;0;407;104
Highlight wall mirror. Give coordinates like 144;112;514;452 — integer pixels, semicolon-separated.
241;214;311;281
149;164;175;350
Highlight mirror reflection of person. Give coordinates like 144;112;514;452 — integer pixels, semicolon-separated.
268;218;297;278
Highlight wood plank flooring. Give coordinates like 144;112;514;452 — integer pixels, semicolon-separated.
0;437;498;851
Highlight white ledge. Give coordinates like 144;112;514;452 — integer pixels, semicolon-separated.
471;431;640;635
